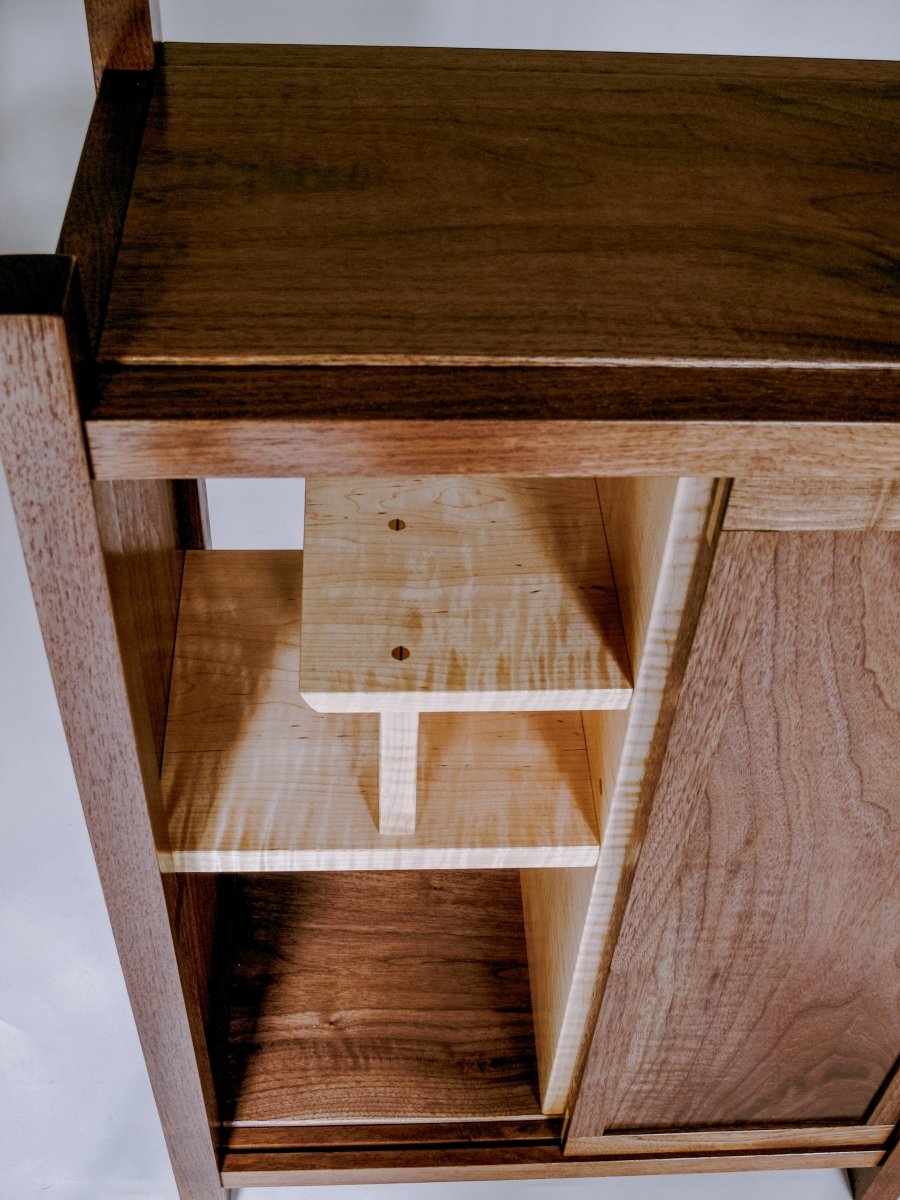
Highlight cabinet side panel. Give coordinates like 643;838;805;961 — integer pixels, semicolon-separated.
569;531;900;1138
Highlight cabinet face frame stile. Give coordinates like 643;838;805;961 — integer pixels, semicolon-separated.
2;3;899;1196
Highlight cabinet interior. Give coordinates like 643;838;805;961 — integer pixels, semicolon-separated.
154;474;718;1126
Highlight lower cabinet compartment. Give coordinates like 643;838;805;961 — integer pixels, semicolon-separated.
214;870;544;1127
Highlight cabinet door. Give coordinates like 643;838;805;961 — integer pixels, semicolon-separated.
567;530;900;1144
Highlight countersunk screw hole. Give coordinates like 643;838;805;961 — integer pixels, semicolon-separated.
388;518;406;531
392;646;410;661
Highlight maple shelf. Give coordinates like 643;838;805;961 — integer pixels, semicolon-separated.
160;549;605;871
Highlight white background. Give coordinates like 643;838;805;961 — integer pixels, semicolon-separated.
2;2;897;1197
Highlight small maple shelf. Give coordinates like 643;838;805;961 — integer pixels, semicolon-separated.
160;549;606;871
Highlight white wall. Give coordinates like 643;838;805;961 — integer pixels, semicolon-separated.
160;0;900;58
1;2;894;1197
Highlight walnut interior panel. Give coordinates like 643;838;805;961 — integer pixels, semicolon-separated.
100;45;900;368
220;871;542;1125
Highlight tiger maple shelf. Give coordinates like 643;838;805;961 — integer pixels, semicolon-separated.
160;549;605;871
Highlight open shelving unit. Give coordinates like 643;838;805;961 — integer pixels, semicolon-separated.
2;8;899;1196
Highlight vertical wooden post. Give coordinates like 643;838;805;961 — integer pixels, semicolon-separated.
83;0;155;89
0;256;224;1200
378;711;419;834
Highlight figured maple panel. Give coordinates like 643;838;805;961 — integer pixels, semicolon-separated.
160;551;600;870
299;478;630;712
568;531;900;1140
101;46;900;368
221;871;541;1124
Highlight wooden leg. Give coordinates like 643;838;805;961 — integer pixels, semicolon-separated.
379;712;419;834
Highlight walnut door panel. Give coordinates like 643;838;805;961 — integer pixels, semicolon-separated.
568;530;900;1141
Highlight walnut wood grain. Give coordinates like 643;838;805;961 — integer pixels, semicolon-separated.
726;477;900;530
852;1135;900;1200
57;70;153;353
157;42;900;79
224;1119;562;1151
83;0;154;88
90;364;900;425
868;1058;900;1126
220;1145;882;1187
0;256;222;1199
567;1126;893;1156
220;872;541;1125
101;46;900;372
568;531;900;1141
85;402;900;483
84;414;900;482
92;479;183;762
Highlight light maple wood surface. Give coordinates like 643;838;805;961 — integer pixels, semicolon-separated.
568;530;900;1139
220;872;540;1125
726;476;900;530
161;551;600;871
299;478;631;713
521;477;720;1113
378;712;419;834
0;262;222;1200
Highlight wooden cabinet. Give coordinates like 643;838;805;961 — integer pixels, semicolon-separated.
1;7;898;1197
